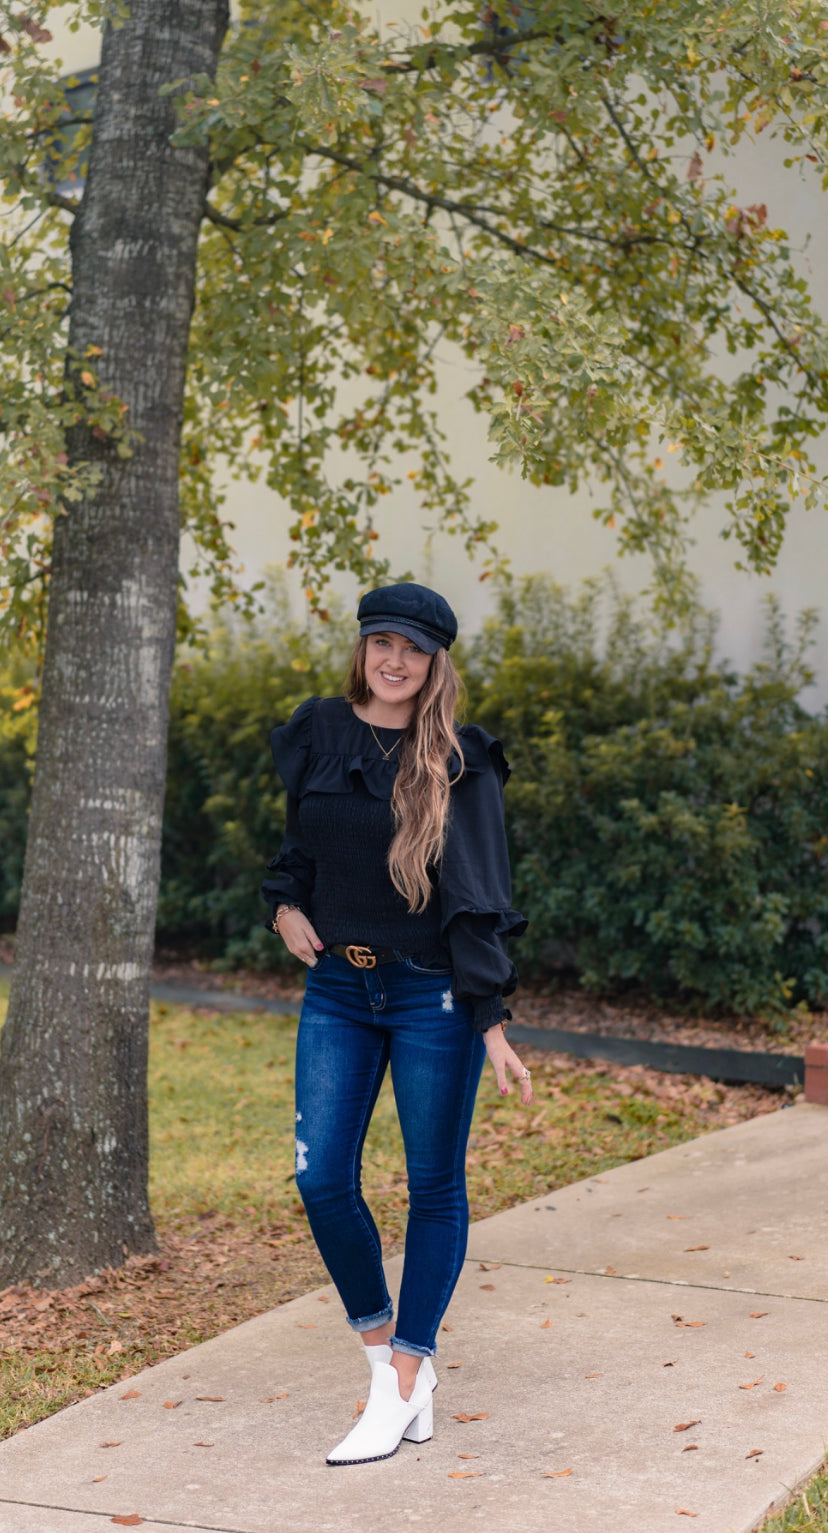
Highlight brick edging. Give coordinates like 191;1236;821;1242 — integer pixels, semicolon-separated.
805;1042;828;1105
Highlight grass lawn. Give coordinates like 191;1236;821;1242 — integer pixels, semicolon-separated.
1;975;821;1529
760;1477;828;1532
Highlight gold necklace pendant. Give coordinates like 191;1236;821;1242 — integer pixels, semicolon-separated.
368;721;401;761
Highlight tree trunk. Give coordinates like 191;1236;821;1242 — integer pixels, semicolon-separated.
0;0;229;1287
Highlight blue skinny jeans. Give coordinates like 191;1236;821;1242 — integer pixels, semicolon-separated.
294;951;486;1357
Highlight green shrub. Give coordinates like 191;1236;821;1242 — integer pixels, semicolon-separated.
463;577;828;1016
157;576;353;969
0;648;37;929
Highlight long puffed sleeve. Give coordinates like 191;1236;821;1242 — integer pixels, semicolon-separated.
260;697;318;925
260;794;316;921
440;728;527;1031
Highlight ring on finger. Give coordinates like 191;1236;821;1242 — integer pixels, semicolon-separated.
522;1068;531;1080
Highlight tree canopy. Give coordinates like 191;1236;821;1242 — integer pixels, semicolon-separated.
2;0;828;631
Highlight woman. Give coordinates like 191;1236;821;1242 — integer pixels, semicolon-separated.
262;582;533;1466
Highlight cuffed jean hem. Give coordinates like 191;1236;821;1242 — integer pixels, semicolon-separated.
389;1334;435;1358
345;1304;394;1333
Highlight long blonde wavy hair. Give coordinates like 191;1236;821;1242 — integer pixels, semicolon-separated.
346;638;465;912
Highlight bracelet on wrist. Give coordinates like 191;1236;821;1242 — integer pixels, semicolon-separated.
273;903;300;936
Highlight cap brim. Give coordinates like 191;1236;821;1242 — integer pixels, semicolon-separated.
359;619;442;654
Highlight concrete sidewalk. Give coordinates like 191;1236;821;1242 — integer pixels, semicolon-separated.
1;1104;827;1533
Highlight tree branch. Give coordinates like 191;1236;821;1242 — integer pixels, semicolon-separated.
47;190;79;215
600;92;824;394
203;197;288;231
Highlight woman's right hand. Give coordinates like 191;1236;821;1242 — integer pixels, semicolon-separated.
274;906;325;967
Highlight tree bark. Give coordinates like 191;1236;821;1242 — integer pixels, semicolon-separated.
0;0;229;1287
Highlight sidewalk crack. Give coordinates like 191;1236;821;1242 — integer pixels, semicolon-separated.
466;1259;828;1304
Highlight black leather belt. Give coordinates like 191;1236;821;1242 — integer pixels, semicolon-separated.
330;943;410;969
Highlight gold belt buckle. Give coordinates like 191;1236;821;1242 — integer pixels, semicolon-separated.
345;944;377;969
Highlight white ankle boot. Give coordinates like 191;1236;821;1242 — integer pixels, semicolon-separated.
363;1344;437;1392
327;1360;433;1465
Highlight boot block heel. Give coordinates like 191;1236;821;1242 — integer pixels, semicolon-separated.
402;1396;433;1444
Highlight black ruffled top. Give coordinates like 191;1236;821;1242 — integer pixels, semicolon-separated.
261;696;526;1031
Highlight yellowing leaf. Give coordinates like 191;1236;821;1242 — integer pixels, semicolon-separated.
367;211;387;226
81;370;96;387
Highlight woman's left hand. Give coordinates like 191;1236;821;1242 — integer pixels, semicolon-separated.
483;1025;534;1106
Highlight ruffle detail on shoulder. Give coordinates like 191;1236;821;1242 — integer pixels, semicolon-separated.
452;725;511;785
269;695;318;796
271;699;512;800
270;694;399;799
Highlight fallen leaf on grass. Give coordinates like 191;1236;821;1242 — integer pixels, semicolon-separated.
682;1446;699;1453
684;1246;710;1252
543;1467;573;1478
673;1421;701;1433
162;1401;182;1410
540;1320;553;1330
111;1518;142;1528
746;1449;763;1459
452;1412;489;1422
479;1262;502;1271
773;1382;787;1392
750;1312;768;1320
449;1472;482;1479
585;1372;603;1379
120;1390;140;1400
195;1396;224;1402
260;1394;288;1402
479;1284;495;1291
739;1379;763;1391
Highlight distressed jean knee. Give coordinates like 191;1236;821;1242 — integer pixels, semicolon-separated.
294;1109;310;1178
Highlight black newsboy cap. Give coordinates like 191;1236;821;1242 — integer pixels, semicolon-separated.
357;582;458;654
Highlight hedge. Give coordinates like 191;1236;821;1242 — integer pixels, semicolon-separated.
2;573;827;1016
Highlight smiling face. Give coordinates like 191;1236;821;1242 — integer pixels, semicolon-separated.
362;631;432;722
